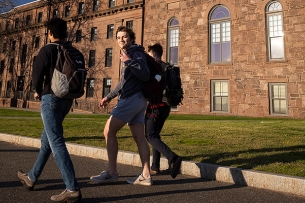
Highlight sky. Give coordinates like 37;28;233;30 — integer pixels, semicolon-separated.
15;0;37;6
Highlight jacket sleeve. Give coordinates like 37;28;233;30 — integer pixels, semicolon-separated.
106;79;122;101
124;51;150;82
32;47;50;95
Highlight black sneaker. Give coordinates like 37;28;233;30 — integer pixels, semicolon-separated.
170;156;182;179
50;189;82;202
150;167;160;175
17;170;35;191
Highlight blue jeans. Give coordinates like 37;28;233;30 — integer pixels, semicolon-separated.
145;105;176;170
28;94;78;190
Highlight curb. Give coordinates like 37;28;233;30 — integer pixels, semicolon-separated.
1;133;305;197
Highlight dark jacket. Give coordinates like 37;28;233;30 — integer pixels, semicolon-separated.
32;41;64;96
106;44;150;100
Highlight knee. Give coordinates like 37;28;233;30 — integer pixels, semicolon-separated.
145;133;159;143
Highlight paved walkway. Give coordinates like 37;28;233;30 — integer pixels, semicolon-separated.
1;141;305;203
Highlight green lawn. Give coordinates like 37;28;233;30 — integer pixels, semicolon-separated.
1;108;305;177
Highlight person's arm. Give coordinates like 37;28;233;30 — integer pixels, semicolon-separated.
105;80;123;101
123;51;150;82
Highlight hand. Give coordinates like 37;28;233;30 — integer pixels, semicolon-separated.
117;49;131;63
34;92;41;101
99;97;109;108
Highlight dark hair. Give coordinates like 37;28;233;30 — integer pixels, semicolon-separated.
116;26;136;44
47;18;67;39
148;43;163;58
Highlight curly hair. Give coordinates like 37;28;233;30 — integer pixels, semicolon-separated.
116;26;136;44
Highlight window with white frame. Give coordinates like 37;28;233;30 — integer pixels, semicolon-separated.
86;78;95;98
107;24;114;39
109;0;115;8
93;0;99;11
65;5;70;17
209;5;231;63
89;50;95;67
26;15;31;26
91;27;97;41
266;1;285;60
269;83;287;114
167;18;179;64
38;12;43;23
78;2;84;14
126;20;133;30
211;80;229;112
105;48;112;67
103;78;112;98
53;9;58;18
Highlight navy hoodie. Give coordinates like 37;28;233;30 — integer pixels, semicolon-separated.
106;44;150;100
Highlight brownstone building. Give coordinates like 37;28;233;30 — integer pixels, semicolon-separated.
0;0;143;112
1;0;305;118
143;0;305;118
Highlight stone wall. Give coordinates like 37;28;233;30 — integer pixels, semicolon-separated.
143;0;305;118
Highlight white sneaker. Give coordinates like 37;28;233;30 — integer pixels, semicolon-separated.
127;174;152;186
90;170;118;183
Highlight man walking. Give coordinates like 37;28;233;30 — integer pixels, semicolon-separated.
17;18;82;202
145;43;182;179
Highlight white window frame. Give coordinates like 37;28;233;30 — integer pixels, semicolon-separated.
209;5;231;63
211;80;229;112
266;1;285;61
269;83;288;115
167;17;179;65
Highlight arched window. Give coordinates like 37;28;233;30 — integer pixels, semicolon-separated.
266;1;284;60
209;5;231;63
167;18;179;64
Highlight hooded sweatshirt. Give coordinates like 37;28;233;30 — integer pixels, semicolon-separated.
106;44;150;100
32;41;64;96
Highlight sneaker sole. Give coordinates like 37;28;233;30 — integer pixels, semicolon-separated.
171;156;182;179
19;179;34;191
51;193;82;203
17;171;34;191
127;179;153;186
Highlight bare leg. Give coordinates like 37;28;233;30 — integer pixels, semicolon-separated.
130;123;151;179
104;116;126;176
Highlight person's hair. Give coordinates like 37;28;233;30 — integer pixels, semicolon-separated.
116;26;136;44
148;43;163;58
47;18;67;39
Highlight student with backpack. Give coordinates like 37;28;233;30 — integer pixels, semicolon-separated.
16;18;82;202
90;26;152;186
145;43;182;179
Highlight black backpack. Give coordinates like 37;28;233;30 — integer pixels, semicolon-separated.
128;51;165;102
143;53;165;102
162;62;184;106
50;42;87;99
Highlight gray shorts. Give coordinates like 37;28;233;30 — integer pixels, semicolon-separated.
111;92;147;125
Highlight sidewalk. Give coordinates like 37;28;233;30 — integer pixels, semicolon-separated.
1;132;305;198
